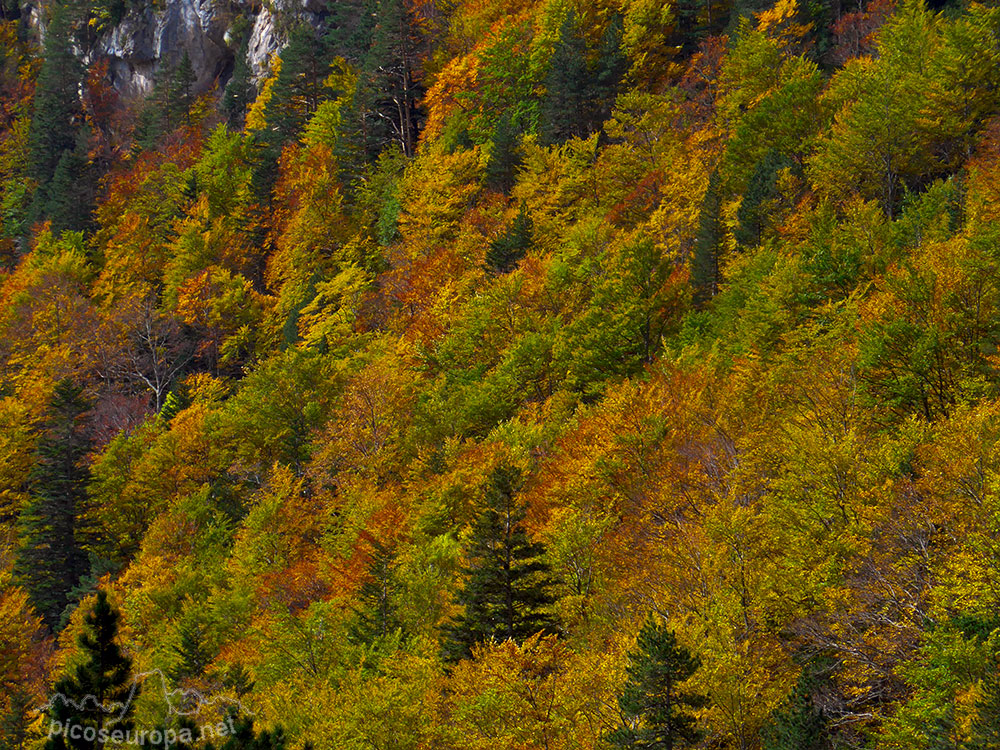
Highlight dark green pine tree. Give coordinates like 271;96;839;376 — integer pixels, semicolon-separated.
484;112;523;194
366;0;424;157
27;1;84;226
223;18;254;128
734;150;794;248
15;379;91;629
540;12;590;146
252;24;334;201
590;15;628;127
761;673;828;750
441;464;556;663
608;618;705;750
485;203;533;274
969;659;1000;750
350;539;406;645
690;169;723;307
203;716;286;750
44;130;95;234
170;50;197;126
45;590;137;750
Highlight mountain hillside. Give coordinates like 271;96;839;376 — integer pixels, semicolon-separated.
3;0;1000;747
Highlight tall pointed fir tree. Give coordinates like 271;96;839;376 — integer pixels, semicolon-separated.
27;1;85;229
540;12;590;145
15;380;91;629
441;464;556;663
350;539;406;645
45;591;137;750
691;169;723;307
365;0;424;157
608;618;705;750
252;24;334;201
170;50;196;126
223;18;253;128
484;112;523;194
485;203;533;274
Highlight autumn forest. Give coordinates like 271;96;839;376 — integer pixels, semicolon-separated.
2;0;1000;746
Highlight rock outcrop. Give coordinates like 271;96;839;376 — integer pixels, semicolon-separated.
22;0;329;101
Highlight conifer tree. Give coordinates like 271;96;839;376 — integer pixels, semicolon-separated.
365;0;423;157
350;539;405;644
441;464;556;663
15;380;91;629
734;151;794;247
691;170;722;306
540;12;590;146
27;2;84;225
485;203;533;274
44;590;137;750
203;716;286;750
44;131;94;234
253;24;334;200
223;19;253;128
484;113;523;194
591;15;628;126
761;673;828;750
170;50;196;126
608;618;705;750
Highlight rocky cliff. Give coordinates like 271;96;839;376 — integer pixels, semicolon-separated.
23;0;328;101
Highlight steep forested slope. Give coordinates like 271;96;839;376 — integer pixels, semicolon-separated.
3;0;1000;747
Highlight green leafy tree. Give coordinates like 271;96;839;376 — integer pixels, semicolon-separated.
441;464;556;663
44;591;137;750
969;659;1000;750
608;618;705;750
15;380;91;629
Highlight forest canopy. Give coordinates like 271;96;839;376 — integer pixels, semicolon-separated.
3;0;1000;747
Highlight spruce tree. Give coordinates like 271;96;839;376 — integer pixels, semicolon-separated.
27;2;84;226
350;540;405;645
761;673;828;750
170;50;196;126
734;151;794;248
590;15;628;127
364;0;424;157
484;113;523;194
540;12;590;146
608;618;705;750
223;19;254;128
441;464;556;663
44;590;137;750
203;716;286;750
485;203;533;274
15;379;91;629
252;24;334;201
691;169;722;307
43;131;95;234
